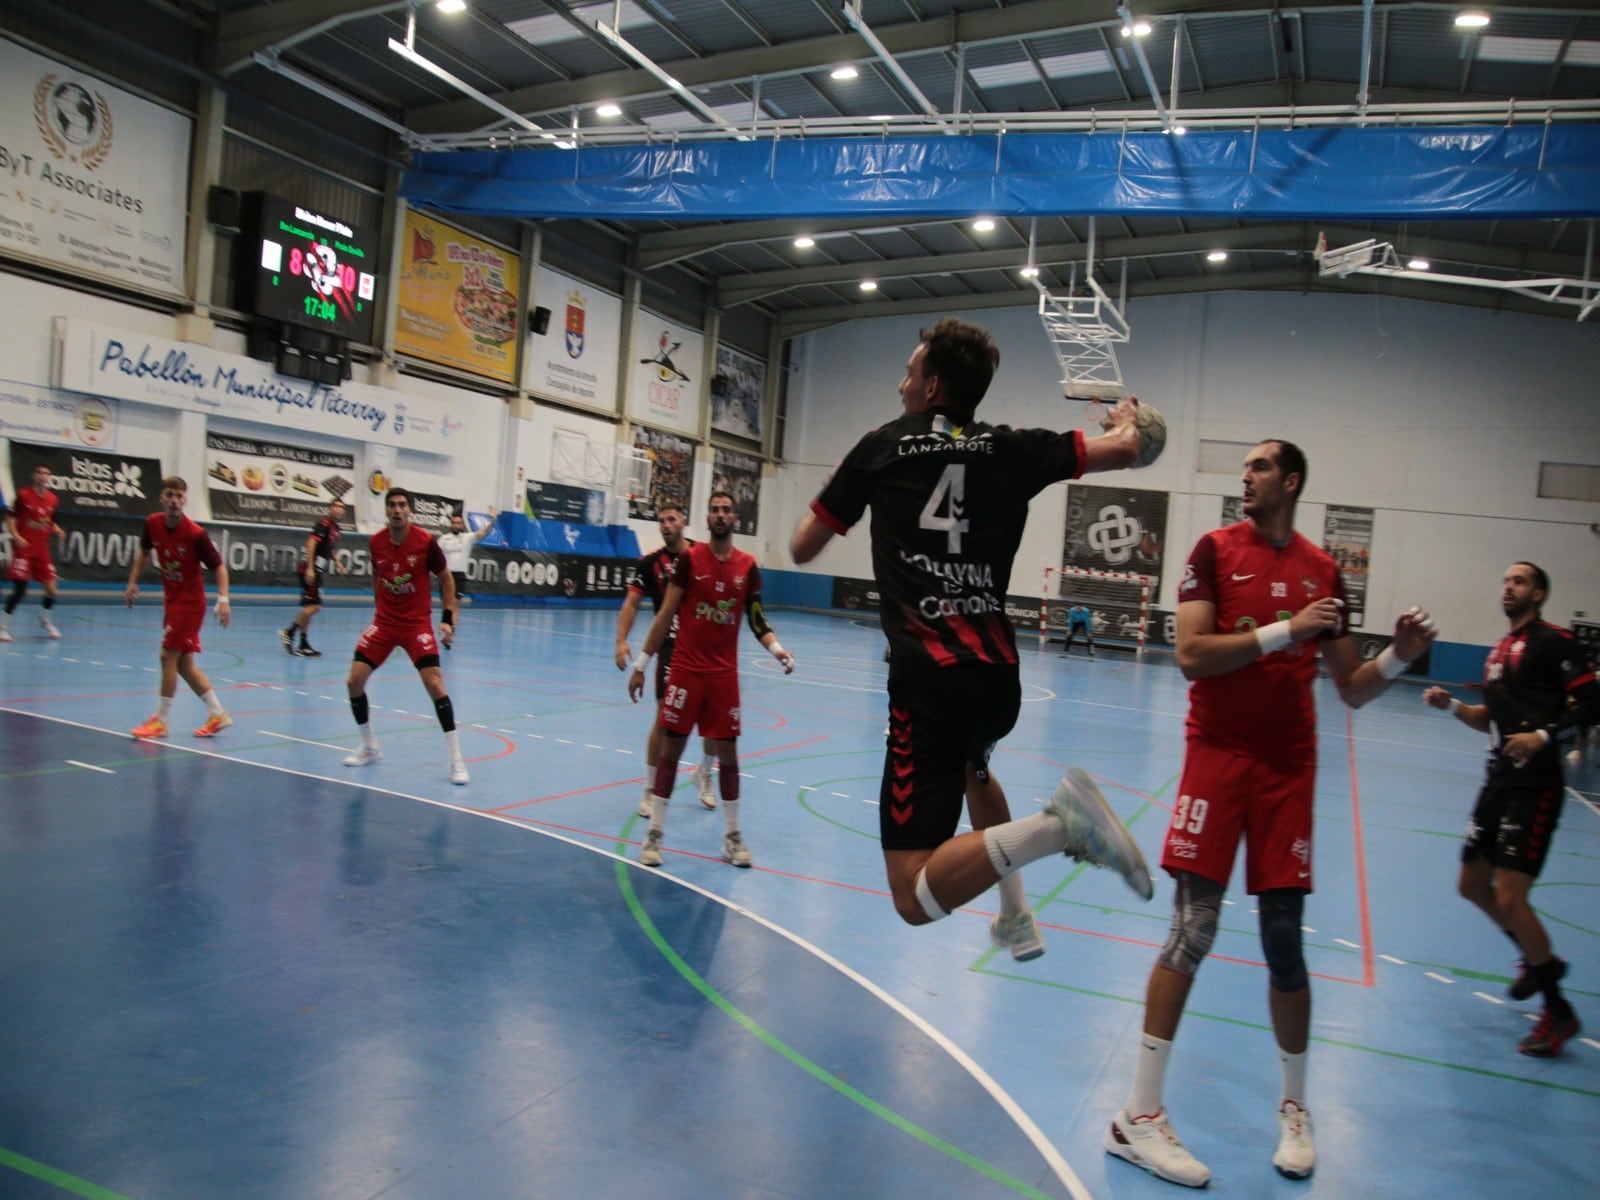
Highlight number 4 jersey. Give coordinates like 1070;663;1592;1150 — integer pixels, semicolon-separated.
810;407;1087;679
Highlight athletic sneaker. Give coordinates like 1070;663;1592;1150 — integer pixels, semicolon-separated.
0;626;11;643
1105;1109;1211;1188
297;644;322;657
40;616;60;639
1520;1009;1581;1058
130;715;169;739
450;758;470;786
280;629;296;654
640;828;664;867
1048;767;1154;900
344;745;382;767
721;830;753;867
193;712;233;738
697;760;717;809
989;910;1046;962
1273;1100;1316;1179
1509;956;1566;1002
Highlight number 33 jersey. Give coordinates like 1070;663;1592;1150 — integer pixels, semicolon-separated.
810;406;1086;680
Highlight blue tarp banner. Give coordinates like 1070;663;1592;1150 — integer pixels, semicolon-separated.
402;126;1600;221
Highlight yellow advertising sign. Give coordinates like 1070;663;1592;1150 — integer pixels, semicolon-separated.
396;210;520;384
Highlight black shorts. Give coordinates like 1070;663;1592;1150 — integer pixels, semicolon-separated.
880;665;1022;852
654;638;676;703
299;567;323;607
1461;784;1565;878
451;570;469;599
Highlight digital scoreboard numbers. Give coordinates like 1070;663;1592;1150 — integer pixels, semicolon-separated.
247;193;378;344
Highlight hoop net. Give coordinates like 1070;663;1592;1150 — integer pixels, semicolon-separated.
1042;566;1153;653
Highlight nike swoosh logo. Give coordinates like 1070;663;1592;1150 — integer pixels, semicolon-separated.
1232;573;1255;581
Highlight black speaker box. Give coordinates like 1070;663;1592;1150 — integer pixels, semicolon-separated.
207;185;241;232
529;305;552;335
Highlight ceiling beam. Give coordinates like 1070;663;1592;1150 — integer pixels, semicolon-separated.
218;0;407;73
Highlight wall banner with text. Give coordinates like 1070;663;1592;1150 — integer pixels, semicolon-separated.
396;209;520;384
205;432;354;527
628;316;703;436
1323;504;1374;629
9;440;158;516
0;380;118;450
525;264;622;412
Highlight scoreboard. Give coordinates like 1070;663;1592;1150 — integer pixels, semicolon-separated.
243;192;378;345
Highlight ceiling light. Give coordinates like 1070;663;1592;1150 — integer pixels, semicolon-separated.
868;114;894;121
1455;12;1491;29
1020;265;1040;278
596;102;621;117
436;0;467;13
1121;20;1152;38
973;218;996;233
1169;124;1187;135
830;64;859;80
793;236;815;249
554;139;575;150
859;279;878;292
1206;250;1228;262
1408;258;1431;270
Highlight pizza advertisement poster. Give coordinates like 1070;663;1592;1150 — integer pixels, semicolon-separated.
205;431;354;527
395;208;521;385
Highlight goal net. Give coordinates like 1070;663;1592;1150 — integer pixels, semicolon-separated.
1041;566;1154;652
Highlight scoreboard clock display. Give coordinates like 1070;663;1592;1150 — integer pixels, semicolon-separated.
244;192;378;344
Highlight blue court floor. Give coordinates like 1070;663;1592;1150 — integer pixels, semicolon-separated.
0;599;1595;1199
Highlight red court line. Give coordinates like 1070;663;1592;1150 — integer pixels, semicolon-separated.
1344;706;1378;987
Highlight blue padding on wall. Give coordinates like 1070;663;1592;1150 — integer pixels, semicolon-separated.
493;513;638;558
761;569;839;611
403;127;1600;222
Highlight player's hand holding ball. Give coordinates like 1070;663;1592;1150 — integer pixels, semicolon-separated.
1102;396;1167;468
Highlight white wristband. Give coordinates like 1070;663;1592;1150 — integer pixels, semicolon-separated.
770;643;787;659
632;652;650;673
1450;698;1464;715
1536;728;1552;747
215;596;230;610
1254;620;1292;655
1375;645;1408;680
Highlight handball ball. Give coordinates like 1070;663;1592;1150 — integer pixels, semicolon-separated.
1132;400;1167;469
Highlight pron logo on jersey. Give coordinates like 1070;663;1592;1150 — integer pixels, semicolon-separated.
694;598;738;625
34;75;114;170
381;571;417;596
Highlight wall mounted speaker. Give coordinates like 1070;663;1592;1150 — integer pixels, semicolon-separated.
529;306;552;335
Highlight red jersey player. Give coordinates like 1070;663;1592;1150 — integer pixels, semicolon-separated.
1104;440;1436;1189
343;487;469;786
628;490;795;869
125;477;233;739
3;462;65;641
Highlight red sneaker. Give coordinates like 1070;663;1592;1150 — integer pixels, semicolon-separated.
1520;1010;1580;1058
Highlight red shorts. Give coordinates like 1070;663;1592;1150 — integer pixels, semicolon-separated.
1162;737;1316;893
659;669;740;740
355;621;440;668
6;552;56;583
162;604;206;654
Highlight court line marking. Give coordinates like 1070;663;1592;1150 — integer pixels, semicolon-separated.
0;705;1088;1200
65;760;115;775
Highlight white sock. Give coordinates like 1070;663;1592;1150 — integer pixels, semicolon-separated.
722;798;740;836
445;729;462;760
157;695;174;721
199;689;224;717
1279;1047;1308;1107
361;724;379;750
983;813;1067;875
996;872;1026;921
641;782;654;806
700;756;715;781
650;796;668;834
1126;1033;1174;1119
914;866;948;921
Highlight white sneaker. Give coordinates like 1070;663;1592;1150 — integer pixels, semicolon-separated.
697;760;717;809
721;830;753;867
637;791;656;819
640;828;664;867
0;626;11;643
40;616;60;639
1105;1108;1211;1189
344;745;382;767
1273;1100;1316;1180
450;759;470;785
1048;767;1153;900
989;910;1046;962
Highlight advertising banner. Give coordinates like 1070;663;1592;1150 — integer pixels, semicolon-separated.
629;315;703;436
57;320;478;452
525;265;621;411
628;427;694;520
527;479;606;525
0;379;118;450
711;343;765;442
404;490;462;533
395;209;520;384
9;440;157;515
1221;495;1246;526
711;447;761;535
1062;483;1170;592
0;38;189;297
205;432;354;527
1323;504;1374;629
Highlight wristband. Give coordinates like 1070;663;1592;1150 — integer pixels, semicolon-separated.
214;596;230;609
1536;728;1552;747
1375;645;1408;680
632;652;650;673
1450;698;1464;715
441;609;456;627
1254;620;1292;656
770;643;787;659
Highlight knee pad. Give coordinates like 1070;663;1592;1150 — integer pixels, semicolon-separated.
1259;889;1308;992
1158;871;1223;977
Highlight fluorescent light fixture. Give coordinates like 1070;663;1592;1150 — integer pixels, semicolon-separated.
436;0;467;12
868;114;894;121
1454;11;1491;29
969;60;1042;89
596;102;622;117
830;64;859;80
554;139;575;150
1206;250;1228;262
1121;20;1152;38
1408;258;1431;271
973;218;996;233
859;279;878;292
1170;124;1187;135
1038;49;1115;80
793;236;815;249
1020;265;1040;278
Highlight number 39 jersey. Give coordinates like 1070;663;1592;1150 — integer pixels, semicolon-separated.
811;406;1086;679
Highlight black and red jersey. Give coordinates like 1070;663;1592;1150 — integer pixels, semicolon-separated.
1482;619;1599;787
811;406;1086;679
307;515;340;567
627;540;694;643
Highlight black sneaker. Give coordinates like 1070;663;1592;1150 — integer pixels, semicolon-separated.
280;629;296;655
297;644;322;657
1509;956;1566;1001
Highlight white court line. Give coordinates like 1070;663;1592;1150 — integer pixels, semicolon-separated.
1424;971;1455;984
1472;992;1506;1005
1334;938;1361;949
259;729;349;752
0;703;1094;1200
1379;954;1409;965
66;759;115;774
1582;1039;1600;1051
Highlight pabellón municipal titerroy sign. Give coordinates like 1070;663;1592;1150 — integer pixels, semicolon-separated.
53;319;477;451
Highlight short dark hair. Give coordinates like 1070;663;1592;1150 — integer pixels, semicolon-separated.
1515;561;1551;602
1265;439;1308;501
160;475;187;493
919;317;1000;412
657;502;683;517
708;489;735;509
384;486;412;506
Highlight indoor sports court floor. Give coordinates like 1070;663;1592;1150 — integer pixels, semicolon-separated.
1;599;1595;1199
